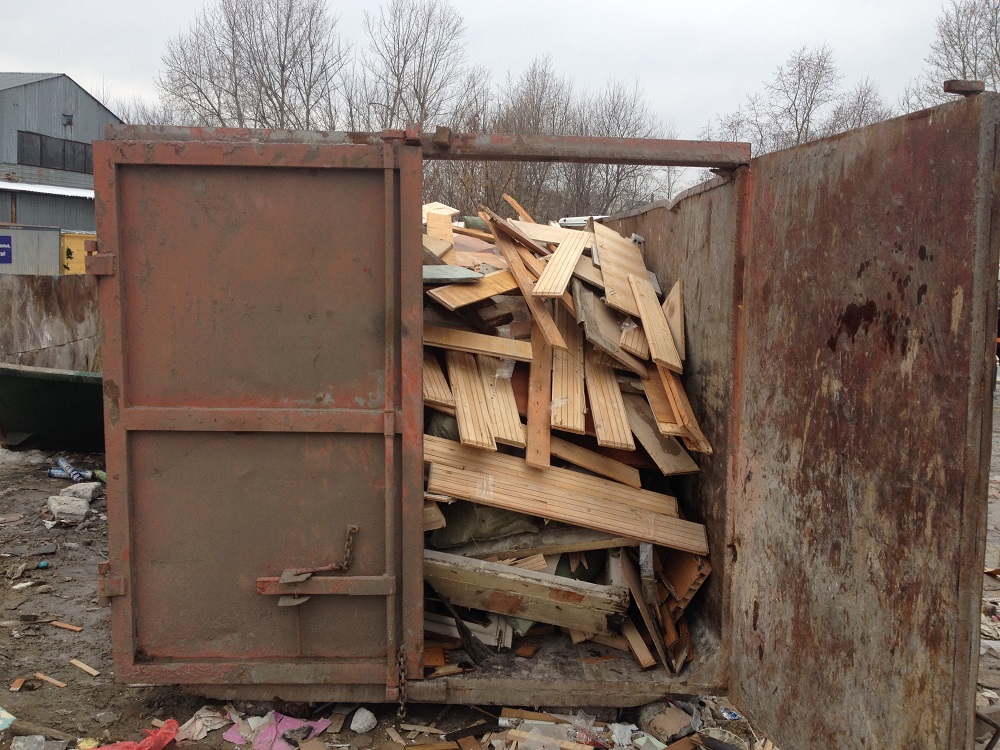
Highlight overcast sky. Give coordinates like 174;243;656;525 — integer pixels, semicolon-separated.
2;0;947;138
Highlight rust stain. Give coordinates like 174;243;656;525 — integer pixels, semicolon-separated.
103;379;120;425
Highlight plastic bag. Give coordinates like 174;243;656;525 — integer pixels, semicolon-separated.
96;720;178;750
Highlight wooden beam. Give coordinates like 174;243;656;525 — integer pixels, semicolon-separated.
423;351;455;410
533;231;590;298
622;394;699;476
550;436;641;489
446;350;496;451
425;325;533;362
584;345;635;451
550;304;586;435
663;279;685;361
478;355;526;448
628;274;682;373
526;324;553;467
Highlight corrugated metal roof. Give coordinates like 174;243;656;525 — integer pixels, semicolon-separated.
0;73;62;91
0;180;93;200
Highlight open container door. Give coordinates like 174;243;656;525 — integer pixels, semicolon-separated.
91;128;425;700
728;94;1000;747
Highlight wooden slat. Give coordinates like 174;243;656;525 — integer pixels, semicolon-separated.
426;211;455;243
584;345;635;451
478;355;526;448
628;273;682;373
621;550;671;673
573;253;604;289
423;435;677;516
658;366;713;454
446;350;496;451
452;250;507;269
619;320;650;359
533;231;591;297
550;304;586;434
423;266;482;284
490;223;568;351
423;235;453;259
425;325;533;362
482;210;552;256
550;436;642;489
621;617;657;669
427;270;518;311
503;194;536;222
641;367;685;436
446;524;638;560
622;394;699;476
510;220;596;251
427;463;705;552
514;246;576;317
663;279;685;361
423;351;455;410
573;280;646;378
593;222;648;317
526;325;553;467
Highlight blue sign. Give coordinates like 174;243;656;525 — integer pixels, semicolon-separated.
0;236;10;265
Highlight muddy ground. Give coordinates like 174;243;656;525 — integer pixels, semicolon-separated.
5;396;1000;748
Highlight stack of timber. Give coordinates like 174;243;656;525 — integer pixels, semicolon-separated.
420;199;712;676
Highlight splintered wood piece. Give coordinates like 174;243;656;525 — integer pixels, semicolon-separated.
69;658;100;677
628;274;682;373
34;672;67;688
50;621;82;632
584;345;635;451
533;231;590;298
622;394;700;476
424;500;447;531
426;464;707;552
550;304;586;435
593;223;648;317
9;677;24;691
515;642;541;658
446;351;497;451
619;320;650;360
621;550;671;673
427;271;518;311
642;368;685;436
526;325;553;467
621;617;657;669
424;351;455;410
658;367;713;454
549;436;641;488
427;211;455;243
663;279;685;361
424;435;680;516
573;280;646;378
503;194;536;223
574;253;604;289
489;223;567;351
425;325;533;362
478;355;526;448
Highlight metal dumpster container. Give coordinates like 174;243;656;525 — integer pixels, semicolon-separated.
91;93;1000;749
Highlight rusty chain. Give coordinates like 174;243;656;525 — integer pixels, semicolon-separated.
396;645;408;718
336;524;359;571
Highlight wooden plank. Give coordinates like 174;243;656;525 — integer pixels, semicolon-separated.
423;351;455;410
490;224;567;351
445;524;638;560
621;549;671;673
628;273;682;373
427;270;518;311
660;549;712;621
423;202;460;224
423;234;453;259
50;621;82;632
33;672;67;688
510;220;596;251
506;731;593;750
525;325;553;467
514;246;576;317
9;677;24;692
515;642;540;658
663;279;685;361
481;209;552;256
619;320;650;359
425;325;533;362
573;253;604;289
424;500;447;531
426;464;707;552
424;435;677;516
549;436;641;489
658;367;713;454
500;708;569;724
427;211;455;243
573;280;646;378
533;231;590;298
591;633;631;652
641;368;685;436
69;658;100;677
478;355;526;448
424;550;629;634
424;266;482;285
446;350;496;451
452;251;507;269
502;193;536;223
593;222;648;317
457;736;483;750
454;225;496;243
550;304;586;435
584;345;635;451
620;617;657;669
622;394;700;476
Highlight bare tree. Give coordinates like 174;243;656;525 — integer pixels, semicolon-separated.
825;78;895;134
158;0;347;129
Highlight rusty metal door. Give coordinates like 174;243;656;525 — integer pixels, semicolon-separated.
729;95;1000;747
91;129;424;695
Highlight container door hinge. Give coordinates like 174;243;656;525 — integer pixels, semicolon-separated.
97;561;126;607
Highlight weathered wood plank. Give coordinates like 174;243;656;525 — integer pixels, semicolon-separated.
445;524;639;560
573;280;646;378
593;223;648;317
629;273;682;373
622;394;700;476
658;366;712;454
619;320;650;360
427;270;518;311
550;436;641;489
663;279;685;361
526;324;553;467
423;266;483;284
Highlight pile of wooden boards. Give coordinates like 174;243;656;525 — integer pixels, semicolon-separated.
420;197;712;676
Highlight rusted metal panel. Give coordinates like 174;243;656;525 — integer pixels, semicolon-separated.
728;96;1000;748
94;132;423;691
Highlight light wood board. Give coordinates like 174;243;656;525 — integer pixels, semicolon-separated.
423;351;455;410
628;273;682;373
510;220;596;251
427;270;518;311
423;202;460;224
424;500;447;531
623;394;699;476
426;211;455;243
593;222;648;317
425;325;533;362
526;324;553;467
423;235;453;259
574;253;604;289
478;355;526;448
446;350;496;451
620;551;671;673
573;280;646;378
619;320;650;359
550;436;641;488
658;366;713;454
663;279;685;361
514;246;577;318
533;231;591;298
642;367;685;436
550;304;586;434
503;193;536;223
621;617;657;669
584;345;635;451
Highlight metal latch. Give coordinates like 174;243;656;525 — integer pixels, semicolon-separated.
97;560;126;607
